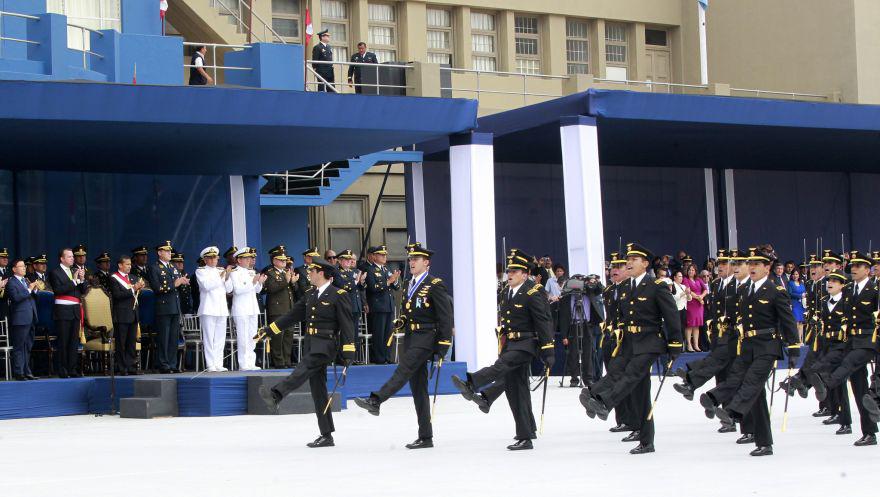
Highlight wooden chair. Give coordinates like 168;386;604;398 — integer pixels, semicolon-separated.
82;286;114;375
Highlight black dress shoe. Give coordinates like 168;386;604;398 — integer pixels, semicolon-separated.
258;385;281;414
736;433;755;444
810;373;828;401
353;396;381;416
586;397;609;421
715;407;734;426
405;438;434;449
129;369;143;375
609;424;632;433
70;372;83;378
674;368;688;381
854;434;877;446
159;368;172;375
822;414;840;425
58;373;69;379
621;431;640;442
750;446;773;456
13;375;26;381
836;425;852;435
25;374;37;380
673;382;694;401
863;394;880;423
700;393;717;419
472;392;490;414
507;439;533;451
579;388;596;418
306;435;335;448
451;375;475;401
718;420;737;433
789;376;809;398
629;443;654;455
812;407;831;417
569;377;580;387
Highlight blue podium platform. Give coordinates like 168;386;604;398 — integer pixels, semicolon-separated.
0;362;468;420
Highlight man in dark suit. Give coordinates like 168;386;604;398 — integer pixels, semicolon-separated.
146;241;189;373
771;262;790;291
171;253;193;315
48;248;86;378
348;42;378;94
311;29;335;91
109;255;145;375
365;245;401;364
7;258;39;380
558;273;606;387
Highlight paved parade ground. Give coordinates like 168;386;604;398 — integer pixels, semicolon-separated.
0;377;869;497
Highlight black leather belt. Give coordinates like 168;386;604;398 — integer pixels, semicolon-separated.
742;327;776;338
849;328;875;336
624;325;660;334
409;323;437;331
306;327;335;337
506;331;536;340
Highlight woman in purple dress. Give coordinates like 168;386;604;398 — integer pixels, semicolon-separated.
683;263;708;352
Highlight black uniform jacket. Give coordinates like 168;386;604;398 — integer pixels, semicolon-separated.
399;274;453;352
498;279;554;356
736;278;799;359
843;279;879;351
268;286;355;360
616;275;682;355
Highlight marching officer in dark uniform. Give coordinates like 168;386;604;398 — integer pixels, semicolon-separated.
365;245;401;364
812;251;879;446
699;245;800;456
311;29;335;92
354;243;453;449
131;246;150;290
600;251;636;434
146;241;188;374
255;257;355;448
452;248;554;450
93;252;112;291
262;245;299;368
580;243;682;455
348;42;378;94
335;249;365;360
171;253;194;315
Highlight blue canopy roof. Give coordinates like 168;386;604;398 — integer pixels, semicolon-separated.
0;80;478;175
422;89;880;173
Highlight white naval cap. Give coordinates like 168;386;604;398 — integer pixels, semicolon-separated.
200;246;220;258
233;247;255;258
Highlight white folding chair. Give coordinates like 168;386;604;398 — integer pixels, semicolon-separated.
225;317;238;371
181;314;203;372
0;318;11;380
359;311;370;364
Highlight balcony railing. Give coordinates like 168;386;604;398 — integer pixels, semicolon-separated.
441;67;567;106
0;10;41;58
306;60;414;94
183;41;251;85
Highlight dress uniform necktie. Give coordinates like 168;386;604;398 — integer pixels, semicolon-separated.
854;283;860;298
749;282;755;297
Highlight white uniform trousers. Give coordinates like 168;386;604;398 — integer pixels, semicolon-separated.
201;314;228;371
234;314;258;370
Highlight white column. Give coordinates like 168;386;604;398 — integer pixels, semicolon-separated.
409;162;427;243
449;132;497;370
698;0;709;85
724;169;738;249
704;168;718;255
560;116;606;281
229;175;247;247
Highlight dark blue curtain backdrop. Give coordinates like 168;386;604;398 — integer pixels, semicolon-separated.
420;161;710;289
733;170;880;261
0;171;233;272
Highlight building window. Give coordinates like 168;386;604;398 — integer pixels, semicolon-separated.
605;22;628;80
46;0;121;51
426;7;453;66
566;19;589;75
324;198;365;255
380;199;407;261
470;11;496;71
271;0;301;43
645;28;668;47
368;2;397;62
322;0;349;63
514;15;540;74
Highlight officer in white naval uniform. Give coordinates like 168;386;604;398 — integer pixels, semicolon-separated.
225;247;267;370
197;246;231;372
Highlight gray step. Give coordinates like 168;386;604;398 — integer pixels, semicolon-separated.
120;379;178;419
247;375;342;415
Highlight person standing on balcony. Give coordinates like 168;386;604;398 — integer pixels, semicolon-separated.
348;42;378;94
312;29;335;92
189;45;213;86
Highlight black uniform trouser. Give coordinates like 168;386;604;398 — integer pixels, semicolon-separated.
368;311;392;364
272;352;334;435
820;348;878;435
707;353;776;446
114;321;138;372
11;323;34;376
470;349;537;440
374;345;434;439
829;379;852;426
591;341;658;445
805;343;847;421
685;340;734;389
55;316;80;375
267;314;294;368
600;334;634;428
565;323;597;382
154;313;180;371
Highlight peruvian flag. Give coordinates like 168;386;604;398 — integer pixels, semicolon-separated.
304;8;313;47
160;0;169;19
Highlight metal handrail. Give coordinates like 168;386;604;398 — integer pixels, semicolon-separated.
183;41;252;85
441;66;566;104
442;66;568;79
730;87;828;100
67;23;105;70
213;0;287;44
0;10;41;57
307;60;413;92
0;10;39;20
306;65;340;93
593;77;709;89
264;162;333;195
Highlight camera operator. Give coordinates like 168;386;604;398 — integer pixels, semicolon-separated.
558;273;605;387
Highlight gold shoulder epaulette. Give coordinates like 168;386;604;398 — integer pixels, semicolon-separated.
431;277;442;284
527;286;540;295
337;288;347;294
776;285;786;291
655;278;665;284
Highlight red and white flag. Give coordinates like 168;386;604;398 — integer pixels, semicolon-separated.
132;62;137;85
304;8;313;47
160;0;169;19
